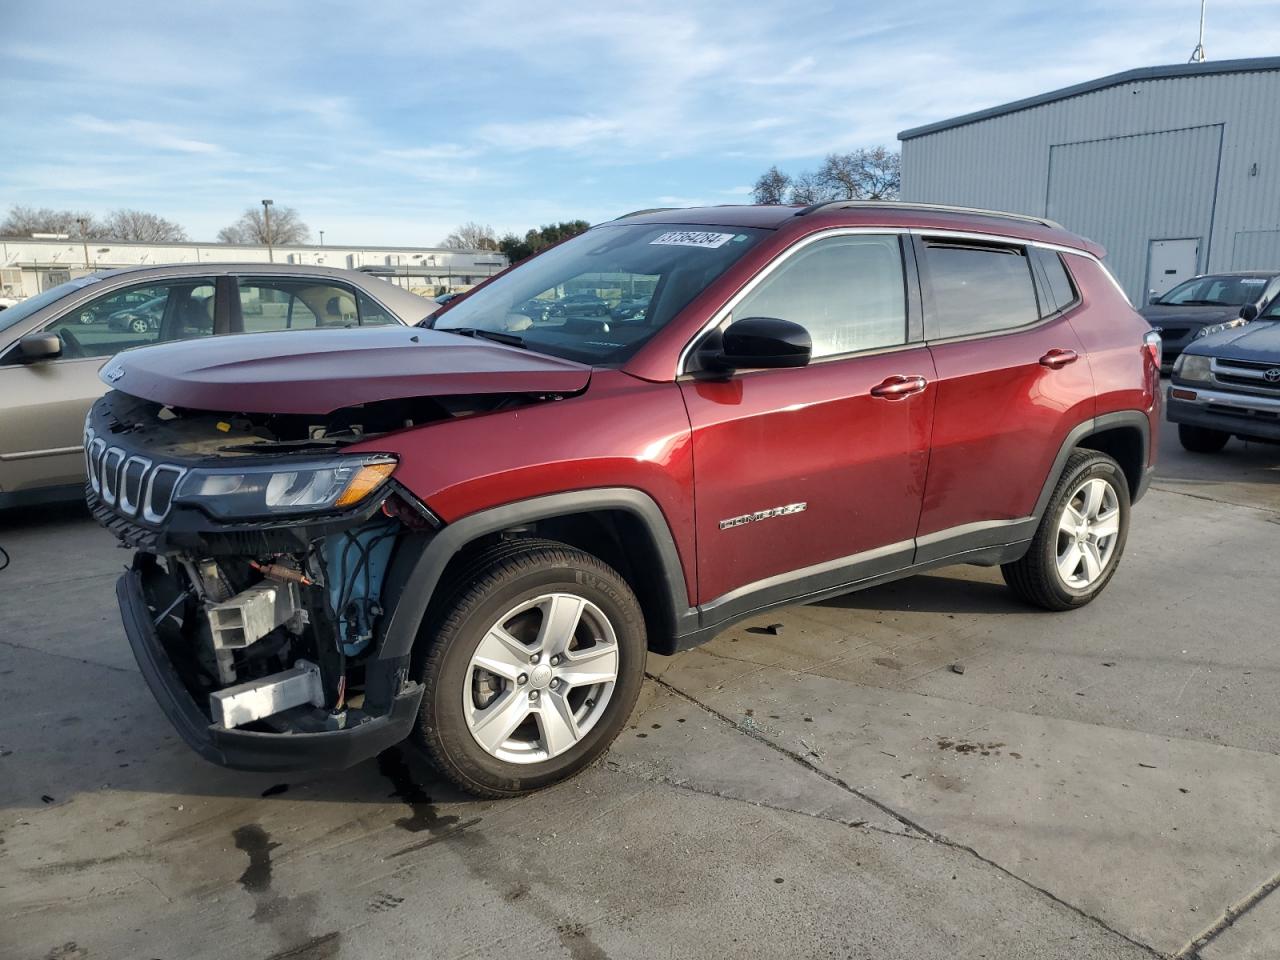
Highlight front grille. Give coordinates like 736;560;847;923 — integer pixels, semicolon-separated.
84;427;187;526
1158;327;1190;341
1216;373;1280;393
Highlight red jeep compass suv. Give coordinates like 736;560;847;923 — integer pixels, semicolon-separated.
86;202;1160;796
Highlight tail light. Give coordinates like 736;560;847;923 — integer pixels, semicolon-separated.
1143;329;1162;369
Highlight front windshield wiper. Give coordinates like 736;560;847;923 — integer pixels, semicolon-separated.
439;327;526;348
1180;299;1233;306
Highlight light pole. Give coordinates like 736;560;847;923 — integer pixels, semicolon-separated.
319;230;325;246
76;218;90;268
261;199;274;262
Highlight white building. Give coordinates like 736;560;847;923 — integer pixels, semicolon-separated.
0;237;507;300
899;57;1280;304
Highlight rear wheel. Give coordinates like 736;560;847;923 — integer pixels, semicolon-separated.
413;540;646;798
1002;450;1130;611
1178;423;1230;453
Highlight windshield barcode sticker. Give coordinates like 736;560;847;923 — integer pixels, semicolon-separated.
650;231;735;249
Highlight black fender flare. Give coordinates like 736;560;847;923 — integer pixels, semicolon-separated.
377;487;696;660
1032;410;1153;520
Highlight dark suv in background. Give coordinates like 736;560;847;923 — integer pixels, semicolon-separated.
1142;271;1280;369
86;202;1160;797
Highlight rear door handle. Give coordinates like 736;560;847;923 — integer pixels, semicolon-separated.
870;375;928;399
1039;348;1079;369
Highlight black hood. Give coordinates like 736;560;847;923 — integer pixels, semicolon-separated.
1184;319;1280;363
1140;303;1242;326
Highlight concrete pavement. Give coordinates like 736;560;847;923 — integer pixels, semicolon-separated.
1;427;1277;959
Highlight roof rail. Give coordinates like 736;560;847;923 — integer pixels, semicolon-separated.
614;207;679;220
794;200;1063;230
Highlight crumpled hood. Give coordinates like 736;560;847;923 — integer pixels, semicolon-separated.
100;327;592;414
1184;319;1280;362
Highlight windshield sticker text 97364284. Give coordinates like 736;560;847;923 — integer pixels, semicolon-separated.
650;231;736;249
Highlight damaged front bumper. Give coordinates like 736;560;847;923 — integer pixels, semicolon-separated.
119;557;424;772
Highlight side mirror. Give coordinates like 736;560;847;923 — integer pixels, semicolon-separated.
711;317;812;371
19;331;63;361
1239;303;1259;321
1148;291;1161;305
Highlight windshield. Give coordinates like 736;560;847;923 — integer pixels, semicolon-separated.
434;223;766;364
0;275;103;338
1160;275;1271;307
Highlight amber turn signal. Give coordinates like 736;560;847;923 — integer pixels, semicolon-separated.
335;461;397;508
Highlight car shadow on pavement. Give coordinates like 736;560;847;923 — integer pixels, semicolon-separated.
814;571;1029;615
0;498;91;531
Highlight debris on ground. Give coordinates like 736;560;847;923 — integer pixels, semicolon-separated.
950;662;966;675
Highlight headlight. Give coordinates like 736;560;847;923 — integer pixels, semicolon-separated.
175;455;397;519
1195;318;1248;339
1174;353;1212;382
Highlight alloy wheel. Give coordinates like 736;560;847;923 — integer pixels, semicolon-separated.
462;593;620;764
1055;477;1121;589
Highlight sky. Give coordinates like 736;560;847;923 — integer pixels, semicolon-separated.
2;0;1278;246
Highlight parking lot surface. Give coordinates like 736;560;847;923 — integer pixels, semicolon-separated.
2;426;1278;960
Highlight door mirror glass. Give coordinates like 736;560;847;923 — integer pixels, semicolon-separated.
712;317;811;371
19;331;63;360
1239;303;1259;321
1148;290;1161;304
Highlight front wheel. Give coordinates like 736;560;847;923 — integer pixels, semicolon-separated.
413;539;646;798
1178;423;1230;454
1002;450;1130;611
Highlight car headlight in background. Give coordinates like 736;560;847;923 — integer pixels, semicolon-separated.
1195;318;1248;339
1173;353;1212;382
175;455;397;519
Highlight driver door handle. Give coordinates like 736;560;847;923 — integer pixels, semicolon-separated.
1039;348;1079;369
870;375;928;399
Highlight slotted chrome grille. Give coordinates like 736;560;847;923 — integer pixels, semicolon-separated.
84;427;187;524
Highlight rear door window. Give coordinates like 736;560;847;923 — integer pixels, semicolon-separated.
922;240;1041;339
1035;249;1079;316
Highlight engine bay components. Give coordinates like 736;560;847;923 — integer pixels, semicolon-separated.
210;659;324;728
207;580;304;652
322;517;399;656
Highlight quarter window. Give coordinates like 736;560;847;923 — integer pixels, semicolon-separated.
731;234;907;359
236;278;397;333
1037;250;1078;315
923;241;1040;339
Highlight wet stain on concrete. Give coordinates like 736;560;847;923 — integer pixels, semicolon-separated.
233;823;279;894
43;943;87;960
936;738;1006;757
556;921;610;960
377;747;460;834
367;892;404;913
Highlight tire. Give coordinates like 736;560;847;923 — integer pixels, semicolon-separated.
1002;450;1130;611
1178;423;1230;454
412;539;646;798
78;310;95;325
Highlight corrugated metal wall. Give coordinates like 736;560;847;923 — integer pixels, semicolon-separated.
900;68;1280;303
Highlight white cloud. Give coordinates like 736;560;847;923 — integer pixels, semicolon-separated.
70;114;221;154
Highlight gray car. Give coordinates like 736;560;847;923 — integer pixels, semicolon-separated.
0;263;436;508
1142;271;1280;368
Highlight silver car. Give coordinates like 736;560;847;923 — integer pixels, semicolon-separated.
0;263;436;508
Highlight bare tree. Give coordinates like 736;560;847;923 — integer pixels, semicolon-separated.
752;166;793;205
751;146;902;207
0;205;98;238
441;221;499;251
218;205;310;245
815;147;900;201
99;209;188;242
787;171;832;206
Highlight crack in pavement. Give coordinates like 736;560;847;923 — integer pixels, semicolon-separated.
605;761;917;838
0;637;135;674
1175;867;1280;959
647;671;1165;960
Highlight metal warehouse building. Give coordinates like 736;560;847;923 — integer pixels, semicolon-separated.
898;57;1280;305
